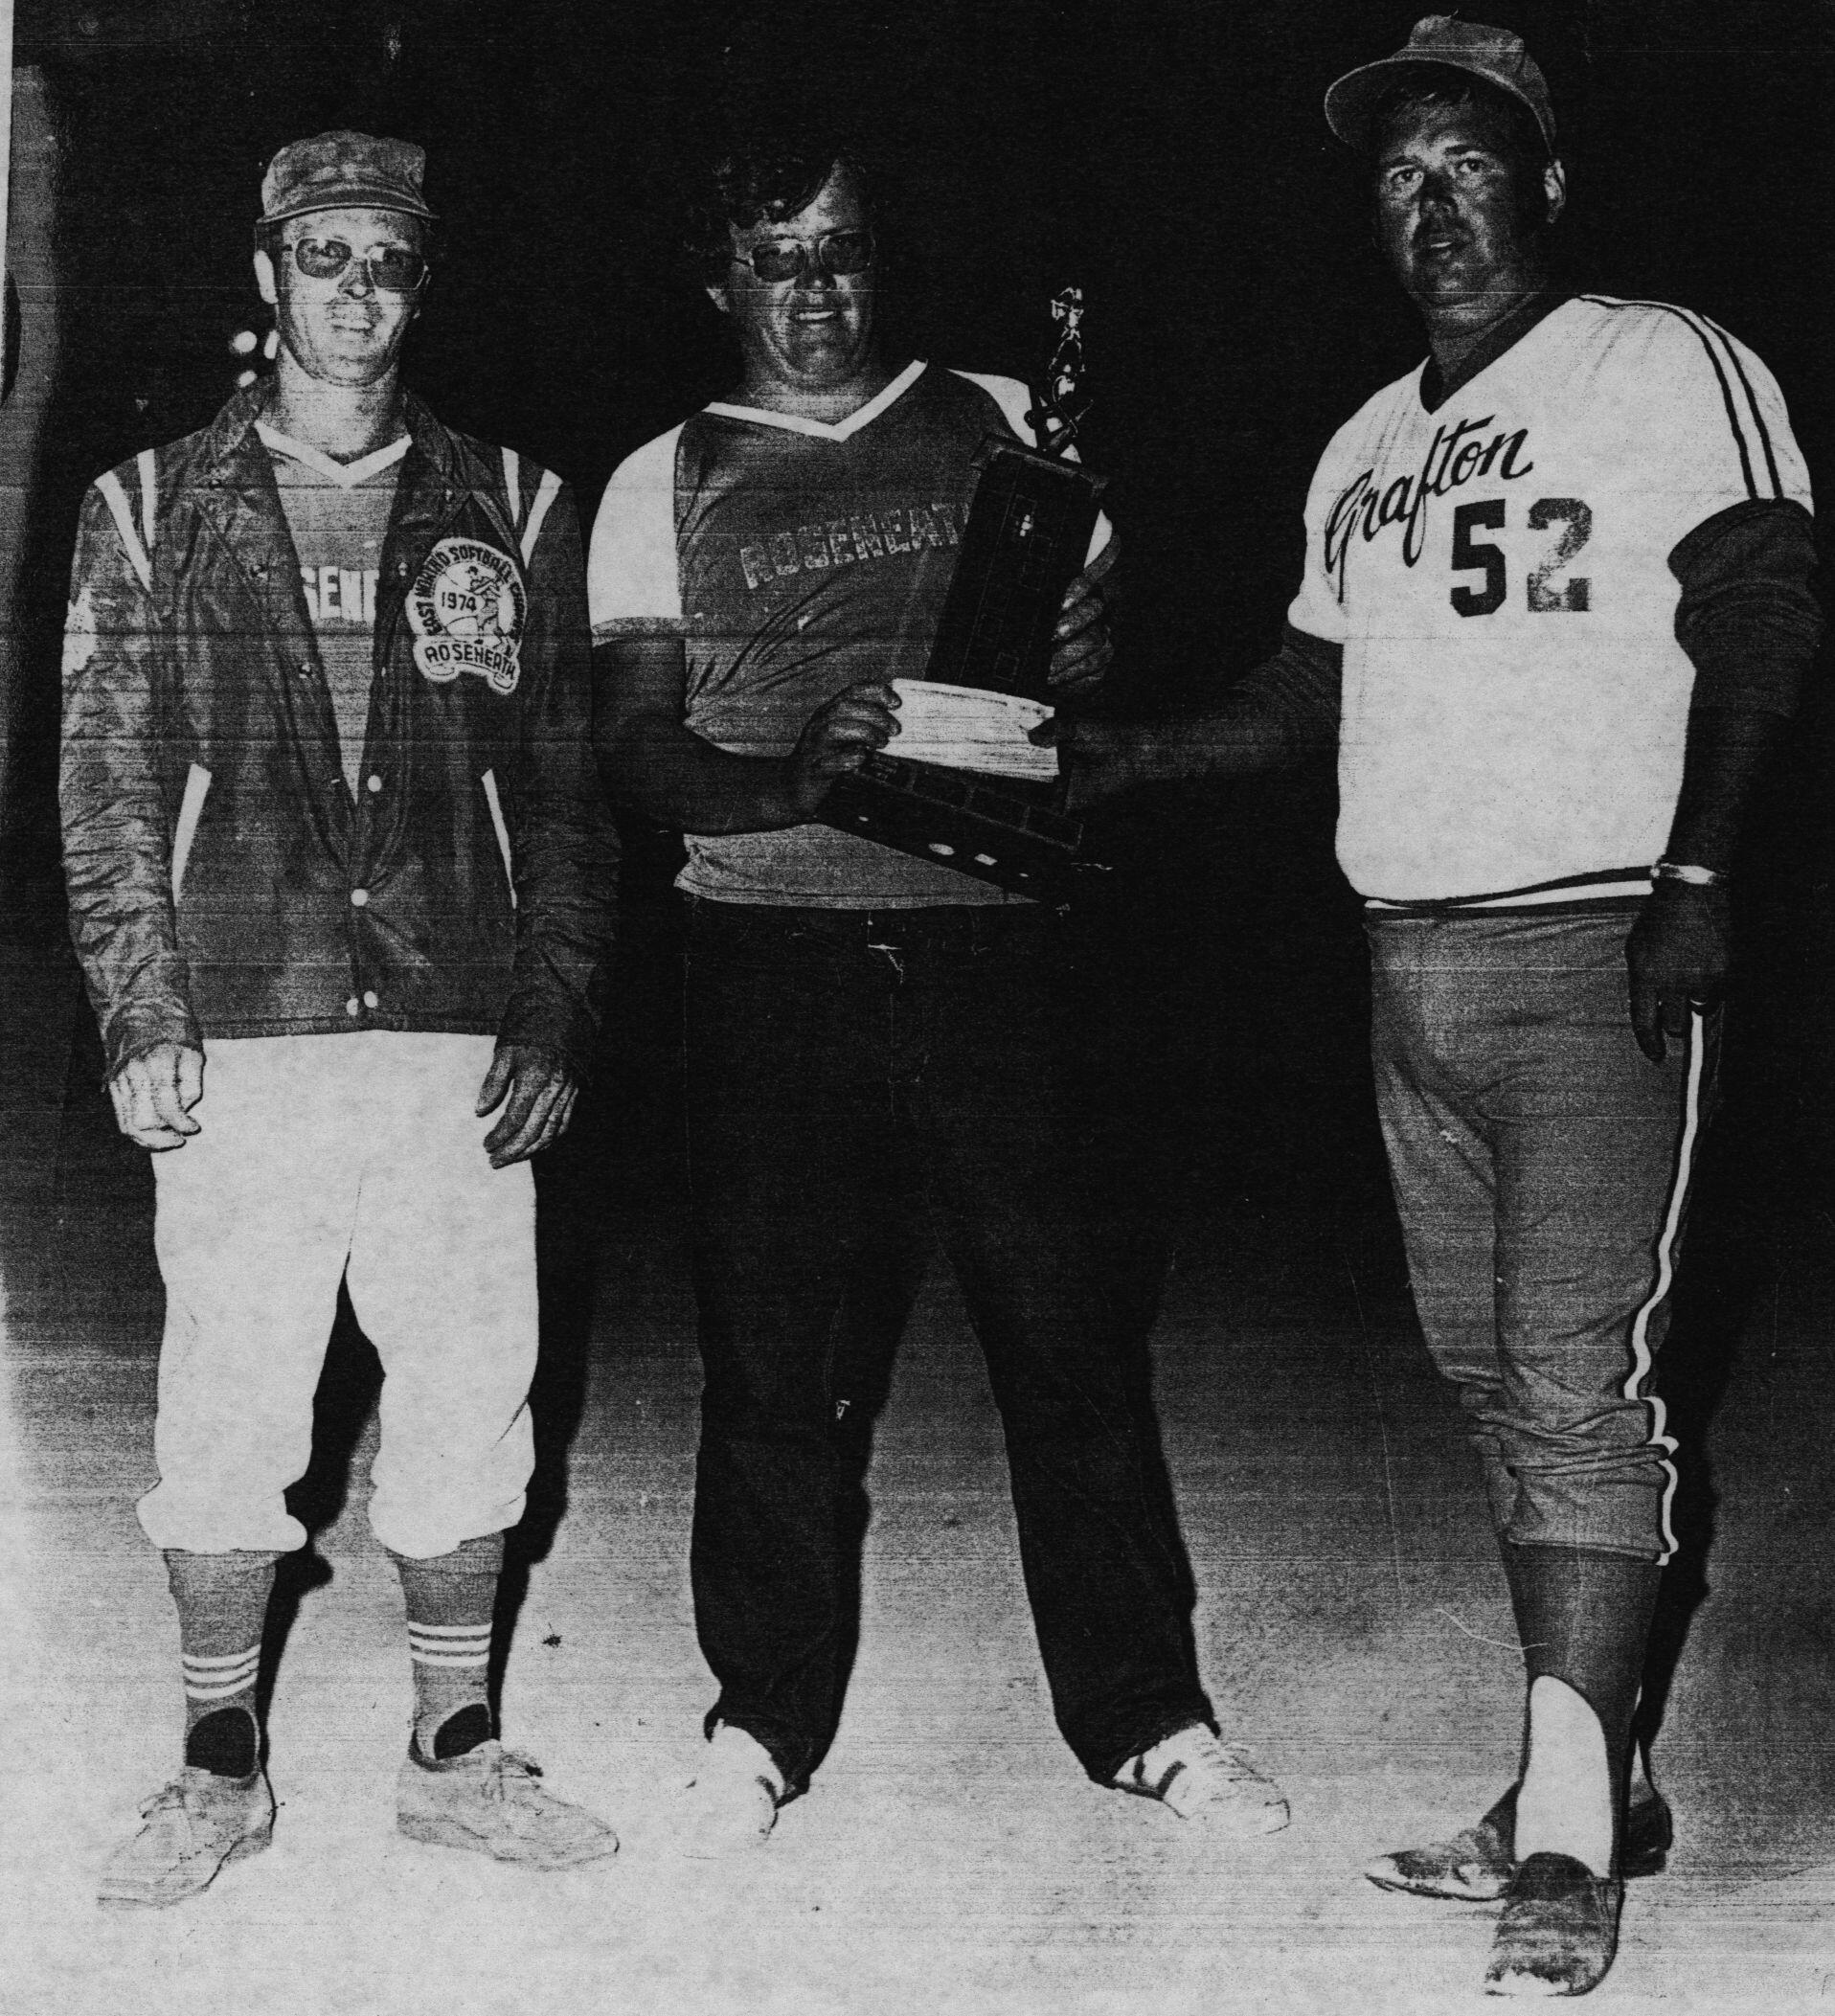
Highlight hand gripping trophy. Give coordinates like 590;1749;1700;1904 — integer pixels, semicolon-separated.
816;288;1108;894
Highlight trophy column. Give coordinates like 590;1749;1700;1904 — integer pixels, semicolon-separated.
817;290;1108;896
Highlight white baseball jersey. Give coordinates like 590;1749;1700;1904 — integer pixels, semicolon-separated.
1287;295;1813;905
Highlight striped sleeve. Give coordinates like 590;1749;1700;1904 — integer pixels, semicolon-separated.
586;424;687;639
1677;308;1813;510
92;449;160;593
1582;297;1815;540
517;464;563;567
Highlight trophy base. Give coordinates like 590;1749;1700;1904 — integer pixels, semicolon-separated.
820;751;1084;897
815;423;1107;897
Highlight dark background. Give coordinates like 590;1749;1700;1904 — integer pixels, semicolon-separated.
8;0;1832;1247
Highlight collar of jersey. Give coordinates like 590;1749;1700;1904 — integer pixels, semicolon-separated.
704;358;927;441
1417;291;1571;413
256;421;412;487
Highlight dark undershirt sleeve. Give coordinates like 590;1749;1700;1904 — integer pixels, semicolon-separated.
1669;498;1823;717
1228;623;1344;757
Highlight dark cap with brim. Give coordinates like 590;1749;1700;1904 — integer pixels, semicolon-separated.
260;130;437;225
1325;14;1556;156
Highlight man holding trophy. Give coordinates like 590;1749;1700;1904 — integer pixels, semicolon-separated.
588;130;1287;1850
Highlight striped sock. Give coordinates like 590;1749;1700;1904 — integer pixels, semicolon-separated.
394;1533;502;1761
165;1549;279;1778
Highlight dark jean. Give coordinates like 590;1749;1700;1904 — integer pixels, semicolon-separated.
683;895;1212;1792
1368;907;1719;1563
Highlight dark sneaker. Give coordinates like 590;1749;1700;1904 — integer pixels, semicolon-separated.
1113;1724;1290;1836
1484;1852;1622;1997
97;1766;275;1909
1365;1785;1672;1902
396;1740;618;1869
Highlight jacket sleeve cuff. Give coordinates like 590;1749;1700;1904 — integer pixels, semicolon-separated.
104;1004;205;1081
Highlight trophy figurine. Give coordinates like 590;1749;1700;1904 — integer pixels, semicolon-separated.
817;289;1108;895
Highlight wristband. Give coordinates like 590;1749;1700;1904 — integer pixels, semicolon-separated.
1653;859;1726;888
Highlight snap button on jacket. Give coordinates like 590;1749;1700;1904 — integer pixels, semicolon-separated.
60;384;617;1080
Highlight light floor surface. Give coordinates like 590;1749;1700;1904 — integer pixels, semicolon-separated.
4;949;1833;2016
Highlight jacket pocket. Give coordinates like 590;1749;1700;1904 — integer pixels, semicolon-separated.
480;767;517;909
170;761;212;901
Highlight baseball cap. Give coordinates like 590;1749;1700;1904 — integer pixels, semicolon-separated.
1324;16;1556;155
259;130;437;225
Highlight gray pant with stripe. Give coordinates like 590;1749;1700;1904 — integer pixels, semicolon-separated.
1367;908;1714;1564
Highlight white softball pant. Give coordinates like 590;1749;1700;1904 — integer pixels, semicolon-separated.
136;1031;536;1560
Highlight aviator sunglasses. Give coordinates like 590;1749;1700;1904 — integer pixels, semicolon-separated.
286;234;429;294
730;228;874;283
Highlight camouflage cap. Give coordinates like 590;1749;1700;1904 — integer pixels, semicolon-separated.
1325;16;1556;155
259;130;437;225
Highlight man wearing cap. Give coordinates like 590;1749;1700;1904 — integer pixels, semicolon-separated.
1048;17;1820;1997
63;131;619;1906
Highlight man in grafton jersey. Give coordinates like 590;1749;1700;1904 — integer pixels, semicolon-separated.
589;134;1288;1851
1050;18;1820;1999
62;132;619;1907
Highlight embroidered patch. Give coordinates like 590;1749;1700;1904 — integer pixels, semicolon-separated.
406;536;526;693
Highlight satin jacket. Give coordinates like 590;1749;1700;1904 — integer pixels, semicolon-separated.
60;382;616;1080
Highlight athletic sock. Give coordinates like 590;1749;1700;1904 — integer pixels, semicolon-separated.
393;1533;502;1761
1501;1542;1664;1861
164;1549;280;1778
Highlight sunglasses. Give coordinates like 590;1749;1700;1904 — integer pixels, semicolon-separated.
731;229;874;284
288;235;429;294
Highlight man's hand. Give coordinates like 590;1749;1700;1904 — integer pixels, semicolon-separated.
1626;880;1732;1063
1047;565;1113;696
477;1043;578;1167
782;682;900;820
1030;713;1152;811
109;1042;205;1150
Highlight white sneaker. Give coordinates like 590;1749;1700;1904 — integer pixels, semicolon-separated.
677;1725;785;1858
1114;1723;1290;1836
98;1765;276;1908
396;1739;620;1869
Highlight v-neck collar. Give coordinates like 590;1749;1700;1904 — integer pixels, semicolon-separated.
256;421;412;487
705;358;928;441
1418;292;1570;412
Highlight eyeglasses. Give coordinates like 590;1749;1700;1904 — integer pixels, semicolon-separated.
730;229;874;284
288;235;429;294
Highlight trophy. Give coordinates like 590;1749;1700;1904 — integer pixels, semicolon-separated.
817;289;1107;895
